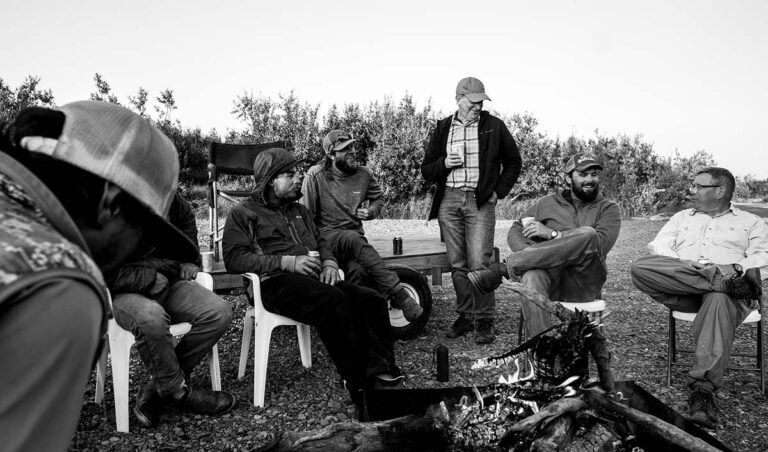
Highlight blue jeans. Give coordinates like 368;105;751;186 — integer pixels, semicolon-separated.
112;280;233;396
438;188;496;319
507;227;607;337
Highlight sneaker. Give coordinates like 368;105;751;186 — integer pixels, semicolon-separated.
467;263;509;295
133;381;163;427
370;373;406;390
171;385;237;417
446;313;475;338
721;267;762;300
686;390;718;429
475;318;496;344
390;289;424;322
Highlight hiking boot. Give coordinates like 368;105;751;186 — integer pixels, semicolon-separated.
171;385;237;417
686;390;718;429
446;313;475;338
390;288;424;322
133;381;163;427
721;267;762;300
475;318;496;344
467;263;509;295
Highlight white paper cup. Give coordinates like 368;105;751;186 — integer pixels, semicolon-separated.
521;217;536;227
200;251;214;272
449;143;465;163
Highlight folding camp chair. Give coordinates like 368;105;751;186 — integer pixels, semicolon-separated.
207;141;287;260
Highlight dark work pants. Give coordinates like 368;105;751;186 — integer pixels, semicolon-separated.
323;229;401;298
261;274;399;388
507;227;607;337
631;255;755;392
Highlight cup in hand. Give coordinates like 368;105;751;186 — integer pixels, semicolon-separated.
449;143;465;165
200;251;214;272
520;217;536;227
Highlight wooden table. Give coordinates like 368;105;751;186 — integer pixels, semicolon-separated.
208;234;498;292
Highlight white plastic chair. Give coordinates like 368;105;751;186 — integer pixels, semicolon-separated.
95;272;222;432
238;272;312;407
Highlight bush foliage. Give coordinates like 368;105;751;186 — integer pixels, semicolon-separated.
2;74;766;218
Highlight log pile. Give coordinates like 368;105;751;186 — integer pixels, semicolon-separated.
260;283;727;452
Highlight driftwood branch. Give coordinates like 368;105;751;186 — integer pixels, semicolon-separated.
505;282;616;393
584;390;722;452
263;415;445;452
510;397;587;432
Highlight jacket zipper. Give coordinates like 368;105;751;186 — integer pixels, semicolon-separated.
280;209;304;247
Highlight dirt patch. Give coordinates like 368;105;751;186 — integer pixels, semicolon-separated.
71;219;768;451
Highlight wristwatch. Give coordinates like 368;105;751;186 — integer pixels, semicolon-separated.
550;230;559;240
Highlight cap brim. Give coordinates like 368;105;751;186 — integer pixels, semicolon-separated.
331;138;357;152
149;215;200;264
575;163;603;172
464;93;491;102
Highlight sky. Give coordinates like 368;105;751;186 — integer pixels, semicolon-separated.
3;0;767;177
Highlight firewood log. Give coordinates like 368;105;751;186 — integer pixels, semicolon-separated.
583;390;722;452
509;397;587;432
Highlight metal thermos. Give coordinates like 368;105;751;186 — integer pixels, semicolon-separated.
434;344;449;382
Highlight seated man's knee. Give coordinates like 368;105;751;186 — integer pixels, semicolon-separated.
113;295;170;336
522;269;550;288
630;255;656;281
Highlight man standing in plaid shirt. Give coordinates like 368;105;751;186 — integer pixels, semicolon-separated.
421;77;522;344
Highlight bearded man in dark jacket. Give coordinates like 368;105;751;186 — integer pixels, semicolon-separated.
222;147;402;394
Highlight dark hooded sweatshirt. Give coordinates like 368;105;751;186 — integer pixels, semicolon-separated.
222;148;338;277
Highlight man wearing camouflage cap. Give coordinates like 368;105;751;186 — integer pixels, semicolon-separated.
421;76;522;344
0;101;200;450
301;130;423;325
467;153;621;338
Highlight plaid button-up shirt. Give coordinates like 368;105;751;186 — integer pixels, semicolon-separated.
446;113;480;190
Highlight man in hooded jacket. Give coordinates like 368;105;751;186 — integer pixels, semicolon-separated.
222;147;402;392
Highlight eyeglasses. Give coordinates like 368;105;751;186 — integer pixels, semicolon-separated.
690;183;721;192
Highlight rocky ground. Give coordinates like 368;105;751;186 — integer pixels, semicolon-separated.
70;219;768;451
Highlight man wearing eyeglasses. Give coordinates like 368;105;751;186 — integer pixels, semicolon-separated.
631;167;767;429
421;77;522;344
302;130;424;323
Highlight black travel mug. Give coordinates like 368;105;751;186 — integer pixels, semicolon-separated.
434;344;449;382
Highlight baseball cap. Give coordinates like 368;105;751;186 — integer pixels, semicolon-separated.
456;77;491;102
322;130;356;155
564;154;603;173
22;100;197;262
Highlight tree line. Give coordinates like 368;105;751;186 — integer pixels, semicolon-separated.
2;73;767;219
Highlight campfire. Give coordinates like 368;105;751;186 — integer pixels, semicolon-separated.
261;284;729;452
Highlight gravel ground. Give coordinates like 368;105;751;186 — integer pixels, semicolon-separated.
70;219;768;451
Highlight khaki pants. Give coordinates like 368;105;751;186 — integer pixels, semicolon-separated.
631;255;756;392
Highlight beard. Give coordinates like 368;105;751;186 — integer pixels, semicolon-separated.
335;156;359;175
571;181;599;202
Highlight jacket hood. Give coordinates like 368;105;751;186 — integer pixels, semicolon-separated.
252;147;302;204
